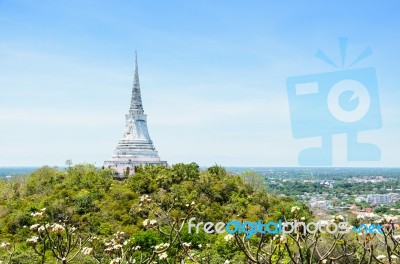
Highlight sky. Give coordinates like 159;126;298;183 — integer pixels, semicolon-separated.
0;1;400;167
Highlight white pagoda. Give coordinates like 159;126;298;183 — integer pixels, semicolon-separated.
104;52;167;176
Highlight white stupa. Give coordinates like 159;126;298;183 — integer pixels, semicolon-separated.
104;52;167;175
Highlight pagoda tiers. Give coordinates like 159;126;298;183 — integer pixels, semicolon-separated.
104;52;167;176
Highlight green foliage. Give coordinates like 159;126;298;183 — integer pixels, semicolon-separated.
240;170;267;192
132;230;164;252
207;164;227;179
0;163;311;263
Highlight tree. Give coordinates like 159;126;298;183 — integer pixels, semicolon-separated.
240;170;267;192
65;160;73;169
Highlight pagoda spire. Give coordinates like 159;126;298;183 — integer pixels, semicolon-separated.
104;51;167;176
130;51;144;114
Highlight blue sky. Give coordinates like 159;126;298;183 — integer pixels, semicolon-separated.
1;1;399;167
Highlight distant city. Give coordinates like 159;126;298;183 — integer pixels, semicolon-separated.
229;167;400;223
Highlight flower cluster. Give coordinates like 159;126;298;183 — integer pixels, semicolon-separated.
142;219;157;228
332;215;344;223
113;231;126;243
30;222;68;237
30;208;46;219
158;252;168;260
291;206;300;213
26;236;39;246
182;242;191;249
0;242;11;250
154;242;169;251
81;247;93;255
30;224;40;231
50;223;65;234
31;211;44;219
104;232;126;254
139;194;152;203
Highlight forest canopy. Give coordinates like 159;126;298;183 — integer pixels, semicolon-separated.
0;164;306;263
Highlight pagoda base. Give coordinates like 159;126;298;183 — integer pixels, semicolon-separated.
103;158;167;176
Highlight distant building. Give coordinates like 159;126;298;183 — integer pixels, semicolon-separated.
103;52;167;176
309;200;333;210
319;180;334;188
355;196;367;203
367;194;391;205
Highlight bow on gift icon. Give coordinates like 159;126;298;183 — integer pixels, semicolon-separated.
286;38;382;166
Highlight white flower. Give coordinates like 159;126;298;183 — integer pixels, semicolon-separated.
115;231;125;236
376;255;386;260
140;194;151;203
26;236;39;245
104;247;113;254
154;243;169;250
300;217;306;221
224;260;231;264
51;223;65;234
110;258;121;264
40;208;46;212
321;260;327;264
182;242;191;248
333;215;344;223
0;242;11;250
38;226;46;233
113;244;123;250
81;247;93;255
391;255;398;260
158;252;168;259
30;224;40;231
30;211;44;219
185;204;189;207
291;206;300;213
191;201;195;205
198;244;202;248
224;234;234;242
143;219;157;228
134;245;141;251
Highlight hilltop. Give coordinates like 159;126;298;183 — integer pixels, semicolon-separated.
0;163;306;263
